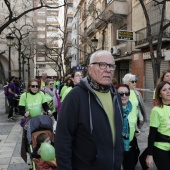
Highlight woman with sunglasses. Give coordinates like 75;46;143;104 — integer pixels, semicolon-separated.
115;84;140;170
18;78;52;118
122;73;146;132
42;79;61;120
144;81;170;170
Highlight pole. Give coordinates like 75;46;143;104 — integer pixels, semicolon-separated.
8;46;11;78
18;42;21;78
22;54;25;82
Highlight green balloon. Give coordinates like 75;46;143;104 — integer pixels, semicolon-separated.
40;143;55;161
29;107;42;117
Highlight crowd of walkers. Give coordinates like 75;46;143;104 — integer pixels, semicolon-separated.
4;50;170;170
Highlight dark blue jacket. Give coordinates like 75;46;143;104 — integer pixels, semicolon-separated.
55;78;124;170
7;82;15;99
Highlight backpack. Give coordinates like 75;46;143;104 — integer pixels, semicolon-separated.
4;85;8;96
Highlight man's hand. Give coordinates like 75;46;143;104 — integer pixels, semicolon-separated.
146;155;153;168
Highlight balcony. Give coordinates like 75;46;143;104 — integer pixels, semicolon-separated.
67;8;73;15
102;0;128;17
88;0;96;10
80;37;87;43
135;21;170;49
87;23;95;36
65;39;72;47
65;22;72;32
82;10;88;20
47;0;58;3
95;18;106;29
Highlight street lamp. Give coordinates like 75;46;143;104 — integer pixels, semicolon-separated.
91;37;98;51
6;34;14;78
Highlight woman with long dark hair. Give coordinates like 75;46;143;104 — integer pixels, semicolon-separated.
145;81;170;170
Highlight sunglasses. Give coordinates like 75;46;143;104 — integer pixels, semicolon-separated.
49;83;54;85
131;80;137;84
119;92;130;97
31;85;39;88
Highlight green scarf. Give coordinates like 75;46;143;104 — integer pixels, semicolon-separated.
123;101;132;151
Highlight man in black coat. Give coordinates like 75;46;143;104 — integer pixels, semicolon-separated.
55;50;124;170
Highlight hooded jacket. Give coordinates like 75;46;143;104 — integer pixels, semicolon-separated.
55;78;124;170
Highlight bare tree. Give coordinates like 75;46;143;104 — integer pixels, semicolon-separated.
139;0;170;86
8;23;34;78
19;34;35;81
0;0;67;34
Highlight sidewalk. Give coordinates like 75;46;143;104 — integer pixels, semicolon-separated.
0;91;29;170
0;90;156;170
136;101;157;170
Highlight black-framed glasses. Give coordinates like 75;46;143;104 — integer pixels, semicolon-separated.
31;85;39;88
49;83;54;85
91;62;116;71
74;74;83;78
131;80;137;84
119;92;130;97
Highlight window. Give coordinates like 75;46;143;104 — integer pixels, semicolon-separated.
67;3;73;7
47;11;59;16
37;41;44;45
37;27;45;31
47;55;58;60
106;0;113;4
39;64;46;68
47;17;58;22
37;34;45;38
37;12;45;16
48;4;59;7
47;26;58;31
47;32;58;37
37;19;45;23
46;39;58;44
67;17;73;23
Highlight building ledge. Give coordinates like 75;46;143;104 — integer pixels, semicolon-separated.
115;56;131;61
135;38;170;49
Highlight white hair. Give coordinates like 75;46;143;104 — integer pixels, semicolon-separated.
122;73;136;85
89;50;113;64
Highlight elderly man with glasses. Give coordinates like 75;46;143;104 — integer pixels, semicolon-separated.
55;50;124;170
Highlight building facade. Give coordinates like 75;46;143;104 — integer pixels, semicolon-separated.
33;0;63;77
69;0;170;102
63;0;73;74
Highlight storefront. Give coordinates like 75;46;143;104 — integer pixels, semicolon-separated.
143;50;170;103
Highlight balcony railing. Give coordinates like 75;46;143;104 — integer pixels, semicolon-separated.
101;0;128;16
82;10;88;20
87;23;95;36
135;21;170;49
80;32;87;43
95;18;105;29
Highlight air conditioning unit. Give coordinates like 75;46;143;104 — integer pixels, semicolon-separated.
111;46;121;56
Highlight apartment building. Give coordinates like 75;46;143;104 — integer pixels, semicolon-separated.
34;0;62;77
70;0;170;102
131;0;170;102
72;0;130;77
63;0;73;74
